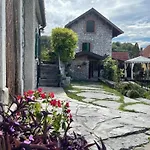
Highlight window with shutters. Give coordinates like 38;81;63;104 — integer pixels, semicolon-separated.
86;20;95;32
82;43;90;52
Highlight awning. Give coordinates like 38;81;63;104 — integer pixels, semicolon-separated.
125;56;150;64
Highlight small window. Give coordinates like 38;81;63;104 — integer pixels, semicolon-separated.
82;43;90;52
86;20;95;32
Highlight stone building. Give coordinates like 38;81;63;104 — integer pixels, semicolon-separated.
0;0;46;103
65;8;123;80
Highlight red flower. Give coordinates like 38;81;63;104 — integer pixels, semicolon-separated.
50;99;57;106
24;92;28;96
17;95;22;100
37;88;42;93
50;100;53;105
66;109;71;113
49;92;54;98
53;99;57;106
40;93;46;99
66;102;69;107
69;113;72;119
57;100;61;107
16;112;21;117
28;90;34;95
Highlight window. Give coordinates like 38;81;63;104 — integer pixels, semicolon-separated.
82;43;90;52
86;20;95;32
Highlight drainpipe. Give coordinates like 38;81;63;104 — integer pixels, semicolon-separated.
19;0;24;95
36;27;43;88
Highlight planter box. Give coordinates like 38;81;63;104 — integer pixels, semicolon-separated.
62;76;71;87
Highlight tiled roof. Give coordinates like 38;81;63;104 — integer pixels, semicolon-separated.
76;51;107;60
140;45;150;58
112;51;129;61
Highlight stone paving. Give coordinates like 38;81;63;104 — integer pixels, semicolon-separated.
41;84;150;150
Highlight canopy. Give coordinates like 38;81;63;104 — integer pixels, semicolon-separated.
125;56;150;64
124;56;150;80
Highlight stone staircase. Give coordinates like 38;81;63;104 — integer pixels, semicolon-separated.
39;63;60;87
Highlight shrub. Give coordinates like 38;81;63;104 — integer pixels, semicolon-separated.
126;90;140;98
116;82;146;98
143;91;150;99
103;56;123;82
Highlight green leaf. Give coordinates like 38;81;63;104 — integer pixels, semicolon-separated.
34;102;41;112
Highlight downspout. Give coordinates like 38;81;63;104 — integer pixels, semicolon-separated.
36;27;43;88
19;0;24;95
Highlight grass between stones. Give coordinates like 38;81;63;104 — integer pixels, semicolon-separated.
64;82;150;113
101;83;150;112
64;84;84;101
101;83;124;103
119;101;150;112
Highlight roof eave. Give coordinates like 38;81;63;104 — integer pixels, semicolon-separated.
112;28;124;38
38;0;46;28
65;8;124;37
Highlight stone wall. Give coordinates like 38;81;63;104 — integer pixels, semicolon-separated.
70;13;112;56
71;56;89;80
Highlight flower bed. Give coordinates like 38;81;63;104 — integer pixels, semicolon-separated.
0;88;106;150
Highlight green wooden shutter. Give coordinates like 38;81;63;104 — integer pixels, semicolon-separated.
82;43;90;52
35;32;39;58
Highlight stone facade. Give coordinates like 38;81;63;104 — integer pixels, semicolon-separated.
66;8;123;80
71;56;89;80
70;13;112;56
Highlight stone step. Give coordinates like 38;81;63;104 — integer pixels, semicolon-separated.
40;73;59;79
39;63;60;87
40;68;59;72
40;64;58;69
40;70;59;75
39;79;59;87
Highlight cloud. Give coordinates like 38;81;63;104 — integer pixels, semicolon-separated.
43;0;150;48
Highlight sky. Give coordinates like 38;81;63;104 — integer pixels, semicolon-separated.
43;0;150;48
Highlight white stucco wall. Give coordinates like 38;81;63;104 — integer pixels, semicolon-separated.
0;0;9;103
24;0;39;91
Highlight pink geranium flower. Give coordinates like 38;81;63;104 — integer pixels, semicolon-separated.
49;92;54;98
37;88;42;93
40;93;46;99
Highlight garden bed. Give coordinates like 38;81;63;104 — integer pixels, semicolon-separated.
0;88;105;150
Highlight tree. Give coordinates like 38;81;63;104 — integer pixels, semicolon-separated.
40;36;51;61
41;36;51;50
112;42;140;58
130;43;140;58
112;42;134;52
51;27;78;62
